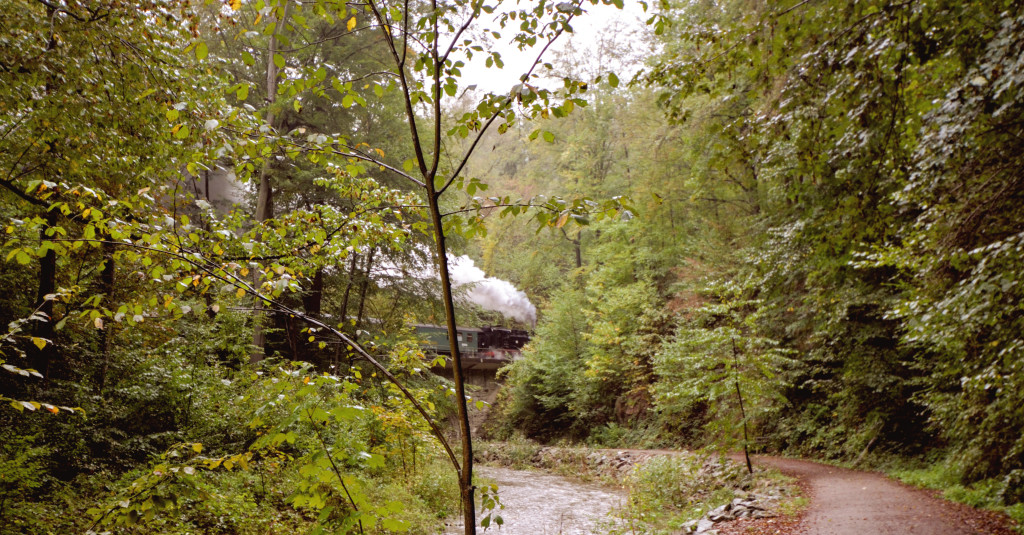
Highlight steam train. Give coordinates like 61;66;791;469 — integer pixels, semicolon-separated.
414;324;530;370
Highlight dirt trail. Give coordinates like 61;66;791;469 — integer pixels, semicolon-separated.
737;456;1017;535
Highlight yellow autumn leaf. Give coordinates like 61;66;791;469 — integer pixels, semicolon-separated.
235;287;245;298
192;443;203;453
229;0;241;10
347;16;357;31
31;337;47;350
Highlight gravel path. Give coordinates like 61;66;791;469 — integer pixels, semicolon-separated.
719;456;1017;535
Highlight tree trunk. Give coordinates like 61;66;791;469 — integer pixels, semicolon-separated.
732;338;753;474
251;0;291;363
354;248;376;338
96;239;116;390
302;268;324;316
340;253;359;327
425;191;476;533
31;210;58;377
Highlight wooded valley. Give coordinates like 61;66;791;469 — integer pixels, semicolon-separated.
2;0;1023;533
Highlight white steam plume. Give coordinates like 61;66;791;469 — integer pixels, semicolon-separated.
449;255;537;325
375;249;537;325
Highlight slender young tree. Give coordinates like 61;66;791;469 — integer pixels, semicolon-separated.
250;1;292;362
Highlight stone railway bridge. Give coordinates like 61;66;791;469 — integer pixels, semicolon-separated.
414;324;528;432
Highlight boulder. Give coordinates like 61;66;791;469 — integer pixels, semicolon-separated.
696;517;716;533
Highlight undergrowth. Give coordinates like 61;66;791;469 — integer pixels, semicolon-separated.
893;463;1024;533
611;455;802;535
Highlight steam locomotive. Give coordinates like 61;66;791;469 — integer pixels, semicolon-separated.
414;324;530;370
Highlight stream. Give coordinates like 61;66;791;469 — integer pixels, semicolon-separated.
444;465;627;535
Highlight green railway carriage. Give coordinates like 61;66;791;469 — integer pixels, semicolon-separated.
413;324;530;371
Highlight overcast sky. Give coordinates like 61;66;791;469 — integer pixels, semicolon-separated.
456;1;654;94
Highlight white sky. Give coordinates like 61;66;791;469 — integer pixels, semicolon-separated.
457;0;654;94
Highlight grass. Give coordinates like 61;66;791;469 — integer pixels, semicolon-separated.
892;463;1024;533
610;455;804;535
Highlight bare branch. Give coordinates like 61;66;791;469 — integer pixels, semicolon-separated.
366;0;430;177
441;0;587;195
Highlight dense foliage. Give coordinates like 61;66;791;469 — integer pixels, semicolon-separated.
486;0;1024;517
3;0;1023;531
0;0;634;533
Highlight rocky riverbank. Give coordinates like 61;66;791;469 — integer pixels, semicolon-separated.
473;442;803;534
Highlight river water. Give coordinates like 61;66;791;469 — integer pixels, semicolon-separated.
444;465;627;535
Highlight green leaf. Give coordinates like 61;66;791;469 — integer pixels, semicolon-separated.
195;42;208;61
365;453;386;468
273;53;285;69
608;72;619;88
381;517;409;532
542;131;555;143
